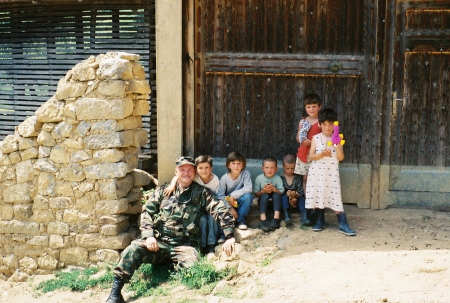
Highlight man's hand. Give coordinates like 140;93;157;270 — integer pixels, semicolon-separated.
145;237;159;252
230;207;238;219
222;237;235;256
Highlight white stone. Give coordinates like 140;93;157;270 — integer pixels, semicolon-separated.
17;116;42;138
84;162;129;179
35;98;65;122
75;97;133;120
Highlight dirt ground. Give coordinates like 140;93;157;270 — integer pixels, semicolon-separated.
1;205;450;303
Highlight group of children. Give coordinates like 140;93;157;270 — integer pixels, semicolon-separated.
164;93;356;257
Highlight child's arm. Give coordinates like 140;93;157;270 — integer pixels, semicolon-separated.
295;119;304;144
335;143;345;161
163;176;178;196
309;137;332;161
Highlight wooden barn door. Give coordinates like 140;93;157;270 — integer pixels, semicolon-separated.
192;0;379;206
385;1;450;208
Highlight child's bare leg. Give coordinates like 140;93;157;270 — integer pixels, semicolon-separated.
274;210;280;219
260;213;267;220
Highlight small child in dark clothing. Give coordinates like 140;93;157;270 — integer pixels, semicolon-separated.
280;154;311;226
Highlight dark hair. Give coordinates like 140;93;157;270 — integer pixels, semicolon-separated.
225;152;246;171
304;93;322;106
318;108;338;124
263;156;278;166
282;154;296;165
195;155;213;167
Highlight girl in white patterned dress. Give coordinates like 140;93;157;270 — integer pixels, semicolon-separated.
305;108;356;236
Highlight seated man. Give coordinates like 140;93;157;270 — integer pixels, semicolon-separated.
106;156;236;303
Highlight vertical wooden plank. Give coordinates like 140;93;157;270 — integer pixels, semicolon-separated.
223;0;232;51
213;74;224;156
235;0;245;52
214;0;224;52
183;0;195;156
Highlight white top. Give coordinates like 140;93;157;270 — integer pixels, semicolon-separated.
194;173;220;194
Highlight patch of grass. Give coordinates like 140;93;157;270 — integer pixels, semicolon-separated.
36;266;113;293
260;254;275;267
127;263;173;298
172;258;237;292
35;258;238;301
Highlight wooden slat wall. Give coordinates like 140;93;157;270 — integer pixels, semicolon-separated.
202;0;364;54
199;73;363;162
400;52;450;166
0;1;157;154
196;0;368;162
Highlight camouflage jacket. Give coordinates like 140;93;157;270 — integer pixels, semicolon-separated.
140;181;235;246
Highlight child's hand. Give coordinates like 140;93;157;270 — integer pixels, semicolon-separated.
225;196;238;208
322;149;332;158
163;185;175;196
263;183;273;193
230;207;238;219
302;139;312;147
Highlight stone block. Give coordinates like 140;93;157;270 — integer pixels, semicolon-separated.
0;135;19;154
34;159;58;173
97;80;127;98
47;222;70;236
96;249;120;263
27;236;49;247
75;232;132;249
0;220;39;235
55;78;88;100
122;116;143;130
3;183;32;203
13;205;32;221
35;98;65;123
131;99;150;116
95;198;129;215
91;120;121;134
51;122;73;139
132;61;146;80
49;145;70;164
75;97;133;120
15;160;34;183
59;163;86;182
84;162;129;179
18;137;38;150
100;220;130;236
20;147;39;160
38;255;58;270
97;57;133;80
37;131;57;147
60;247;90;266
37;172;56;196
17;116;43;138
93;149;124;163
0;205;14;221
83;130;135;149
127;80;151;95
49;197;73;209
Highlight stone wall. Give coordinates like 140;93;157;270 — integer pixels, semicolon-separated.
0;52;154;278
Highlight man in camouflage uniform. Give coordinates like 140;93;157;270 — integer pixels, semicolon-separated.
106;156;236;303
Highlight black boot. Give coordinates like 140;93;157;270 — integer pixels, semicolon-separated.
337;213;356;236
283;208;292;226
313;209;325;232
269;218;280;230
300;210;312;226
106;276;125;303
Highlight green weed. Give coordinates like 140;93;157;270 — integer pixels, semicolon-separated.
36;266;113;293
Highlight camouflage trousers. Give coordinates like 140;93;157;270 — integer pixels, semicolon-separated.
114;239;200;282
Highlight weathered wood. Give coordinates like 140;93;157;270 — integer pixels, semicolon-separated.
204;53;364;75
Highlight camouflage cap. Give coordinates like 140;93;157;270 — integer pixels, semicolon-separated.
176;156;195;167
